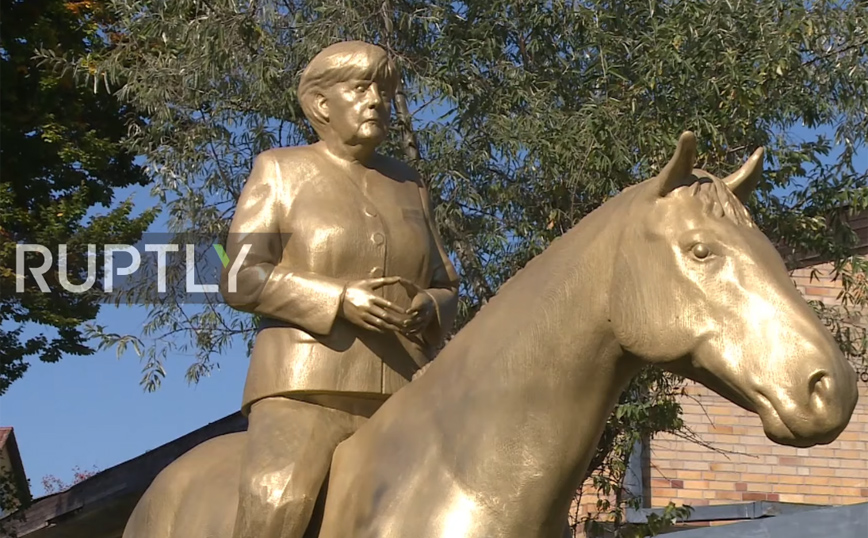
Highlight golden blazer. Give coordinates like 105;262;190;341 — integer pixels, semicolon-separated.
220;146;459;415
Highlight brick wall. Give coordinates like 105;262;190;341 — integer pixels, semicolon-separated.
648;382;868;509
572;262;868;535
792;261;861;304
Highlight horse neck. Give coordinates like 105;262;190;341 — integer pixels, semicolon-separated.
440;189;643;523
476;185;642;402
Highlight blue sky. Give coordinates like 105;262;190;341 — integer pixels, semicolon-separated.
2;303;249;493
1;123;865;498
0;180;253;495
0;152;271;491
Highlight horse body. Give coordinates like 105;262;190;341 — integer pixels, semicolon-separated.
125;433;243;537
123;133;858;538
319;191;634;538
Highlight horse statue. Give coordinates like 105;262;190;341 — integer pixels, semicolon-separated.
123;132;858;538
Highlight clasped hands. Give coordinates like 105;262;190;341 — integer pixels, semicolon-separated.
339;276;434;335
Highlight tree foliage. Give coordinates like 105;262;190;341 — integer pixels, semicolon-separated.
0;0;157;395
40;464;100;494
49;0;868;535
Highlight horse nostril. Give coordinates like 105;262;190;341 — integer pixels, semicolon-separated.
808;370;831;403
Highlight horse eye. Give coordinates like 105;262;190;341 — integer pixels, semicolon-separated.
692;243;712;260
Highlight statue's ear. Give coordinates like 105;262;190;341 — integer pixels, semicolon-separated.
312;93;329;123
655;131;698;197
723;147;764;204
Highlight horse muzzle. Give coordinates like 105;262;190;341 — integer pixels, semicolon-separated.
755;360;859;447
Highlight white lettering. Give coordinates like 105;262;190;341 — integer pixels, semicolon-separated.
144;244;179;293
225;244;252;293
104;244;141;293
15;244;52;293
186;244;218;293
58;244;97;293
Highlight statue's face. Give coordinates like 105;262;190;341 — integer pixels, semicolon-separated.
321;76;391;148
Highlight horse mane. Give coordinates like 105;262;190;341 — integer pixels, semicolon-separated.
685;173;756;229
470;171;754;322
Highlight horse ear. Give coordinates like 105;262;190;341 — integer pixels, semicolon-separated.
723;147;764;204
656;131;697;197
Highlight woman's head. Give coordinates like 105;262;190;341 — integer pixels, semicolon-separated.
299;41;398;141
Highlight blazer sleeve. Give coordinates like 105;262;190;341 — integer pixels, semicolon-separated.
417;181;460;347
220;151;346;335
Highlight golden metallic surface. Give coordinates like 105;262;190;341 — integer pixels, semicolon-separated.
123;43;858;538
220;44;459;415
220;40;459;538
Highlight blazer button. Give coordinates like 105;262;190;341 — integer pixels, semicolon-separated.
372;232;385;246
369;266;383;277
364;206;378;218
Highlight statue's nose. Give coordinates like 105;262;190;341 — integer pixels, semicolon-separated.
795;365;858;443
808;370;834;417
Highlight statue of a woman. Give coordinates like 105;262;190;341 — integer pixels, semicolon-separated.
219;40;460;538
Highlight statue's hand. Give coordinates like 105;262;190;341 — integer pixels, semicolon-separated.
340;277;410;333
403;291;435;335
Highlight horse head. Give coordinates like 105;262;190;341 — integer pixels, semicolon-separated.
609;131;858;447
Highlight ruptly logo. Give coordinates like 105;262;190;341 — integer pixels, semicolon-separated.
12;240;252;302
213;245;231;268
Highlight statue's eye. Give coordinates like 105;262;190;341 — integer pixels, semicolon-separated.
692;243;711;260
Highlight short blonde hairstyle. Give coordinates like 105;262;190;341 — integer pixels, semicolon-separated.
298;41;398;138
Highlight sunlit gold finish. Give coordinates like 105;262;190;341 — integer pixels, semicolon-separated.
122;44;858;538
125;41;459;538
221;40;459;538
222;42;459;416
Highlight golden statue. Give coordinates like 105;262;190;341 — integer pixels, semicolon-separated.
122;43;859;538
220;40;458;538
